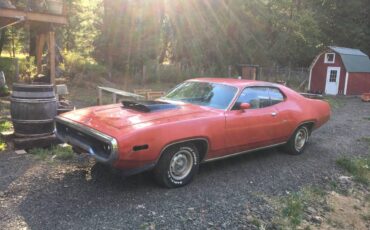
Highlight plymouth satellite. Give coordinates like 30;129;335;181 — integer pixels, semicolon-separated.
56;78;330;188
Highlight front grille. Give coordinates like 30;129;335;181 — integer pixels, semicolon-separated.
56;122;113;159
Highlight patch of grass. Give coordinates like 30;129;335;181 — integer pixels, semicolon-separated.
29;145;75;161
353;205;361;210
282;193;304;226
359;137;370;146
336;155;370;185
0;120;12;133
329;180;338;190
324;97;345;109
0;138;6;151
364;117;370;121
29;148;50;160
365;194;370;203
140;222;155;230
53;145;75;160
274;187;327;228
327;218;345;228
361;214;370;221
250;218;261;228
0;101;10;119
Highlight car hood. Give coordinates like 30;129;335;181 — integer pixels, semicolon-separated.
60;100;216;130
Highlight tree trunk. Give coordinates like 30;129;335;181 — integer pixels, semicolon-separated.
0;29;6;56
11;29;16;58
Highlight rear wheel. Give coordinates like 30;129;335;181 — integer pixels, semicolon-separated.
284;125;309;155
154;143;199;188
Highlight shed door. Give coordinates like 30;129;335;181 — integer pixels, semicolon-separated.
325;67;341;95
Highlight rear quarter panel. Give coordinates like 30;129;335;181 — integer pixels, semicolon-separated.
278;87;331;137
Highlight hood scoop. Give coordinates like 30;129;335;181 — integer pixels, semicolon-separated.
121;100;179;113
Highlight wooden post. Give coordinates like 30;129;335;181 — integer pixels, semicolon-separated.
49;31;56;85
156;64;160;83
112;93;117;104
36;33;46;75
259;67;263;81
98;87;102;105
142;65;146;85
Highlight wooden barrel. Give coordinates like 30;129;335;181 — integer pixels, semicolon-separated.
11;84;57;137
12;83;55;99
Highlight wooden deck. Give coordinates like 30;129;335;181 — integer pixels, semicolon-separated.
0;4;67;85
0;8;67;28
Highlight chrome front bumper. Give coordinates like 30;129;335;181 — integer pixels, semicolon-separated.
55;116;118;164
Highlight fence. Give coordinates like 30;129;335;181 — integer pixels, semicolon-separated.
258;66;309;91
131;64;309;91
130;63;228;85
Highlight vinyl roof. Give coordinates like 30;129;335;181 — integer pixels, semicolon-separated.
329;46;370;73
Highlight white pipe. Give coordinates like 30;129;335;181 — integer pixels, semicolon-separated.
0;16;25;30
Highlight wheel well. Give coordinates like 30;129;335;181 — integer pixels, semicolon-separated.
300;122;315;134
192;140;208;162
159;139;209;163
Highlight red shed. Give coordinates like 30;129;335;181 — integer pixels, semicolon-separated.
309;46;370;95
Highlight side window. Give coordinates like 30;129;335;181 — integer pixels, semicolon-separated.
235;87;270;109
269;88;284;106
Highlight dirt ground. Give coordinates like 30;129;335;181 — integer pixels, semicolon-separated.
0;97;369;229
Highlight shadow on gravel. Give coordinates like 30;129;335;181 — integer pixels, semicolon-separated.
15;146;334;229
0;151;33;192
18;150;286;229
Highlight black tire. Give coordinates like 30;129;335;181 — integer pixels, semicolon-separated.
154;143;200;188
284;125;310;155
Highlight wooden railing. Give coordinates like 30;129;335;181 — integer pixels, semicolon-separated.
0;0;67;16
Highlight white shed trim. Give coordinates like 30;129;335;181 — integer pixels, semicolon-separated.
344;72;349;95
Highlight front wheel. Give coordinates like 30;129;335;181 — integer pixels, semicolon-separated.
154;143;199;188
284;126;309;155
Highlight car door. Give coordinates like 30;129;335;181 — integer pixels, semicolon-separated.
224;87;286;153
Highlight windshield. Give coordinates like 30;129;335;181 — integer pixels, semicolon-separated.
163;81;237;109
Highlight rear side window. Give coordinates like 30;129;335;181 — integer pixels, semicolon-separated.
233;87;285;109
234;87;270;109
269;88;284;105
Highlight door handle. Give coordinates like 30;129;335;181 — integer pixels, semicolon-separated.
271;112;277;117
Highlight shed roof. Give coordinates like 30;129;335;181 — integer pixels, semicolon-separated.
329;46;370;73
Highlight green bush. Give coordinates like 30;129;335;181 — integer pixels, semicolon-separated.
0;85;10;97
0;120;12;133
63;52;107;78
0;57;36;86
0;57;16;85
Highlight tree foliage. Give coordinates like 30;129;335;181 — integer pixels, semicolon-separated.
61;0;101;56
92;0;370;71
1;0;370;73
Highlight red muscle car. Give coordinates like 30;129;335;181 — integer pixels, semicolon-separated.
56;78;330;188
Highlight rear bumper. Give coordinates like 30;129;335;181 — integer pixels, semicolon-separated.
55;116;119;165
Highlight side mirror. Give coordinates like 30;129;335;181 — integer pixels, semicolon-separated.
240;103;251;110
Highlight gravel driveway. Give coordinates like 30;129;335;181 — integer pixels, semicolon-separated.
0;98;369;229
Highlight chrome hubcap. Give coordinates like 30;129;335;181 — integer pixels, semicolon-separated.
295;128;308;151
169;149;193;180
